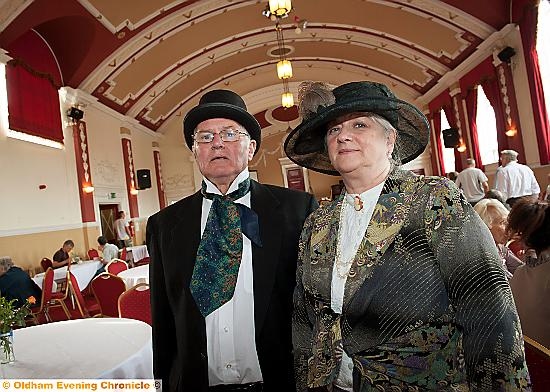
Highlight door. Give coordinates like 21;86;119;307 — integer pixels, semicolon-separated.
99;204;119;244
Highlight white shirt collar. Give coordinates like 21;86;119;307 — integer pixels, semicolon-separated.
203;168;250;196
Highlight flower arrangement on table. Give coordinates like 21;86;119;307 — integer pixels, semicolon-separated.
0;295;36;362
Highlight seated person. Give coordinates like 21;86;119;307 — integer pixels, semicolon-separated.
507;199;550;348
0;256;41;308
96;236;119;275
474;199;523;278
52;239;74;269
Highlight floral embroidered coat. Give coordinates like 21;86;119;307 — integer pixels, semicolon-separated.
292;168;530;391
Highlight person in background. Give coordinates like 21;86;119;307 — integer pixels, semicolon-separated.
455;158;489;206
147;89;318;392
285;80;530;391
0;256;41;308
473;198;523;278
507;199;550;348
115;211;132;249
446;171;458;182
52;239;74;269
96;235;119;275
494;149;540;206
485;188;509;208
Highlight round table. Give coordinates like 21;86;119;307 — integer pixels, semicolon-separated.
118;265;149;289
0;318;153;379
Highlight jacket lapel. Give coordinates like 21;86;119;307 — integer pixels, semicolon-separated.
249;181;282;337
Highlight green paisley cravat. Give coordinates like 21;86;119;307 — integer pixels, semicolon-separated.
190;178;252;317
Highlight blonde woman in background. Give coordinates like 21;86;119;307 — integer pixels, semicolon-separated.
474;198;523;278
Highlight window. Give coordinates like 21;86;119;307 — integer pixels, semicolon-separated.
440;110;455;174
475;85;499;165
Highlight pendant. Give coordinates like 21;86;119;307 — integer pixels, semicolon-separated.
354;195;363;211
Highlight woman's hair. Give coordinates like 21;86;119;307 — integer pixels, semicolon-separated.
507;199;550;254
474;198;509;229
485;189;508;207
0;256;14;273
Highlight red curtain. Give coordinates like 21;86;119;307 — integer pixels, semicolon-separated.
442;105;463;172
518;1;549;164
6;62;63;143
462;87;483;168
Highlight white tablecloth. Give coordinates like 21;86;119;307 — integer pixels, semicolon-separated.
1;318;153;379
32;260;102;291
118;265;149;289
126;245;149;262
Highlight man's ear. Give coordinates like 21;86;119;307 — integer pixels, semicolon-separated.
248;139;257;161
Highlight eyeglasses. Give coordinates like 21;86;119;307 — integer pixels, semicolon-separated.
193;128;250;143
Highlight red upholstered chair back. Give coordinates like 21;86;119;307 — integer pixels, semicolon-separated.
106;258;128;275
524;335;550;390
91;273;126;317
119;248;127;261
87;249;99;259
134;257;150;267
40;257;53;272
41;267;56;304
118;283;151;325
68;271;89;318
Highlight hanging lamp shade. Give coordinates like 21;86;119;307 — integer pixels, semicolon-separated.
269;0;292;16
276;60;293;79
282;92;294;108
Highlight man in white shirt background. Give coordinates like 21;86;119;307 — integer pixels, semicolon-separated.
495;150;540;206
95;235;119;275
114;211;132;248
455;158;489;206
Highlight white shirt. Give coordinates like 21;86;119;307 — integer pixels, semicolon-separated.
455;167;488;203
331;182;385;391
115;218;130;240
201;169;263;386
495;161;540;200
101;243;119;263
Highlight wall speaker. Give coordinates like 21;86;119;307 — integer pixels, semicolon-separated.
136;169;152;190
442;128;461;148
67;107;84;121
497;46;516;63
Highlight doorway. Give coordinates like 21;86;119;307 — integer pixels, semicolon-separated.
99;204;119;245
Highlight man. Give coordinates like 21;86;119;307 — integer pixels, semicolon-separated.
114;211;132;248
495;149;540;206
455;158;489;205
0;256;41;308
147;89;318;392
96;235;119;274
52;239;74;269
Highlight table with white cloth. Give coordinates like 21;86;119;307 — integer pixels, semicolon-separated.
125;245;149;263
0;318;153;379
118;265;149;289
32;260;102;291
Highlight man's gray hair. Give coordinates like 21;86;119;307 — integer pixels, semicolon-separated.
466;158;476;166
0;256;14;273
501;150;519;161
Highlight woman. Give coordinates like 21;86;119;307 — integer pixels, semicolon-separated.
507;199;550;348
285;81;530;391
0;256;41;308
473;198;523;278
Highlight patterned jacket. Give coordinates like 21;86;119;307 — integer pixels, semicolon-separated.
292;168;530;391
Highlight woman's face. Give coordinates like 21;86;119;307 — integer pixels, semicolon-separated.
326;113;395;176
489;217;508;244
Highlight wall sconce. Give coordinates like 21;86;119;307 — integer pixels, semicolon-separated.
457;141;467;153
130;188;139;196
82;185;94;193
505;127;517;137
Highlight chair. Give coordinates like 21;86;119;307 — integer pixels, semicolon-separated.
106;258;128;275
118;283;151;325
134;256;150;267
119;248;128;262
67;271;100;318
30;268;71;323
91;273;127;317
40;257;53;272
523;335;550;390
87;248;100;259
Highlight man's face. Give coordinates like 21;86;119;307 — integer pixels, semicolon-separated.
500;154;510;166
63;244;73;253
192;118;256;188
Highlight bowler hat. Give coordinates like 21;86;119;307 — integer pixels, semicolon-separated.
284;81;430;175
183;89;262;153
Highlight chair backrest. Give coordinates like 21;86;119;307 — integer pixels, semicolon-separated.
87;249;99;259
91;273;126;317
134;256;150;267
118;283;151;325
524;335;550;390
119;248;127;261
40;257;53;272
41;267;56;304
106;258;128;275
68;271;89;318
